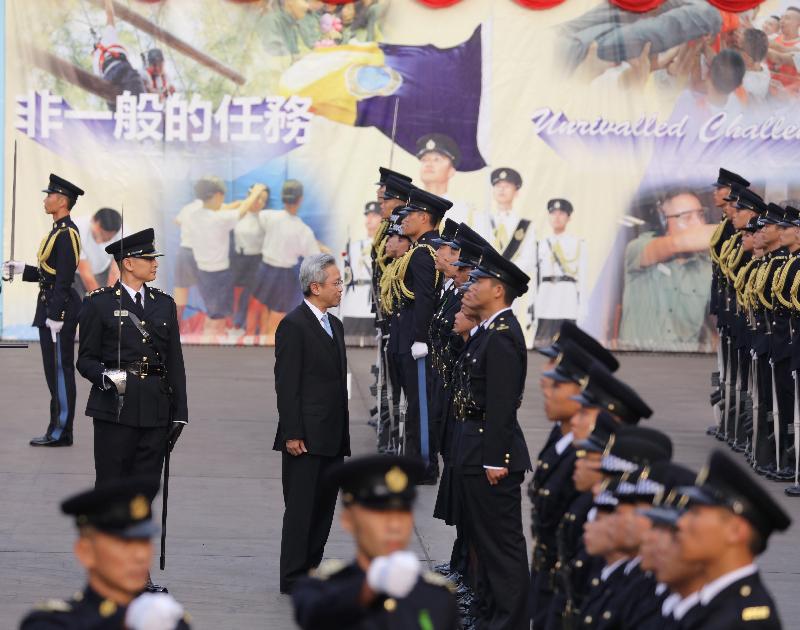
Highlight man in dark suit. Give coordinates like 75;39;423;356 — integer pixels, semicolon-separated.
274;253;350;594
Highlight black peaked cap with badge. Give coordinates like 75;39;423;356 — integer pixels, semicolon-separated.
452;239;483;269
416;133;461;169
638;463;698;527
327;455;426;511
547;198;573;215
781;205;800;228
431;218;460;249
471;246;530;296
491;168;522;189
61;476;160;539
735;188;767;214
714;168;750;189
574;412;620;453
679;449;791;544
43;173;85;201
538;321;619;373
400;189;453;221
377;167;412;186
724;182;746;203
573;362;653;424
543;338;599;384
105;228;164;262
364;201;381;216
599;429;672;475
383;175;416;202
742;216;761;233
758;203;785;227
453;222;491;252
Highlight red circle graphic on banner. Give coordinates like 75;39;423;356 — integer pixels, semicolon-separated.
513;0;569;9
706;0;763;11
416;0;465;8
609;0;666;11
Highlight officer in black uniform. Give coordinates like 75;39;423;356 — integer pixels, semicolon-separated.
394;189;452;478
3;174;84;447
291;454;460;630
528;337;617;629
76;228;188;485
19;477;191;629
453;246;532;630
676;449;791;629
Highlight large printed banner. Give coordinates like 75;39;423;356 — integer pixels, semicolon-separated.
3;0;798;352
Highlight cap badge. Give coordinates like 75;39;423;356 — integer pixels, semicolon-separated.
130;494;149;520
385;466;408;493
426;139;435;150
499;170;507;179
578;375;589;390
554;201;561;209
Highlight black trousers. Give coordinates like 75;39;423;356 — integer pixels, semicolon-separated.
397;352;437;466
755;356;774;466
280;452;342;591
773;357;794;468
461;471;530;630
39;321;78;440
93;419;168;486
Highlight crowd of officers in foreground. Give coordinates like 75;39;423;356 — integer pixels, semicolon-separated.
709;167;800;492
346;165;793;629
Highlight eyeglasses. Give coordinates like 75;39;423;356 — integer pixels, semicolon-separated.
664;208;704;224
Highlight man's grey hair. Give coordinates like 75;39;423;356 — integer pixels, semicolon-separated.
299;253;337;296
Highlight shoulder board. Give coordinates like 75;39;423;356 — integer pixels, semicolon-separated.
422;571;457;594
34;598;72;613
741;606;771;621
149;287;173;299
88;286;113;297
310;559;346;580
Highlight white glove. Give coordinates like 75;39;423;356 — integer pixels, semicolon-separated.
125;592;185;630
45;318;64;342
411;342;428;360
367;551;421;598
2;260;24;276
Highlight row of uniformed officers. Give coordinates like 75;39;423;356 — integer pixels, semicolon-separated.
345;164;792;629
708;167;800;491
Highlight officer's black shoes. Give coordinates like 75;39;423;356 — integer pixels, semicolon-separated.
770;467;795;482
145;576;169;594
785;484;800;496
30;434;72;447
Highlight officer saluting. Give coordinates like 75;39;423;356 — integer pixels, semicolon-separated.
77;228;188;485
19;477;191;629
291;454;459;630
3;174;84;447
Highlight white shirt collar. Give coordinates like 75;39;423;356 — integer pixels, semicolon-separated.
469;325;480;337
121;282;146;303
673;591;701;620
698;564;757;606
555;431;574;456
481;306;512;329
443;278;454;291
303;299;327;325
661;592;681;617
624;556;643;575
601;557;628;582
655;582;668;596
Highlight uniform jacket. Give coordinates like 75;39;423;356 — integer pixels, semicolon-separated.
453;310;532;473
77;283;187;427
292;561;460;630
395;231;441;352
21;217;81;326
273;301;350;458
20;584;191;629
679;570;781;630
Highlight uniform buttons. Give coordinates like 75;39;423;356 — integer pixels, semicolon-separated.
141;320;145;324
540;489;550;496
537;459;542;466
478;428;483;433
384;598;397;612
542;462;549;470
740;585;752;597
591;578;600;586
142;357;147;361
603;611;611;620
575;560;583;568
584;616;592;624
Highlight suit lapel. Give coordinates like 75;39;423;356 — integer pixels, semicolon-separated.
301;302;339;362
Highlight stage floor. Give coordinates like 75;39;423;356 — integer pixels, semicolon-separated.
2;346;799;628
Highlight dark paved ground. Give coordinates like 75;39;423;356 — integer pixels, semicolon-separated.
1;346;799;629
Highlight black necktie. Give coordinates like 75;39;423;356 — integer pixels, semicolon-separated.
135;292;143;312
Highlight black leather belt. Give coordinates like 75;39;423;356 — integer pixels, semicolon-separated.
541;276;576;283
113;362;165;377
38;281;55;290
